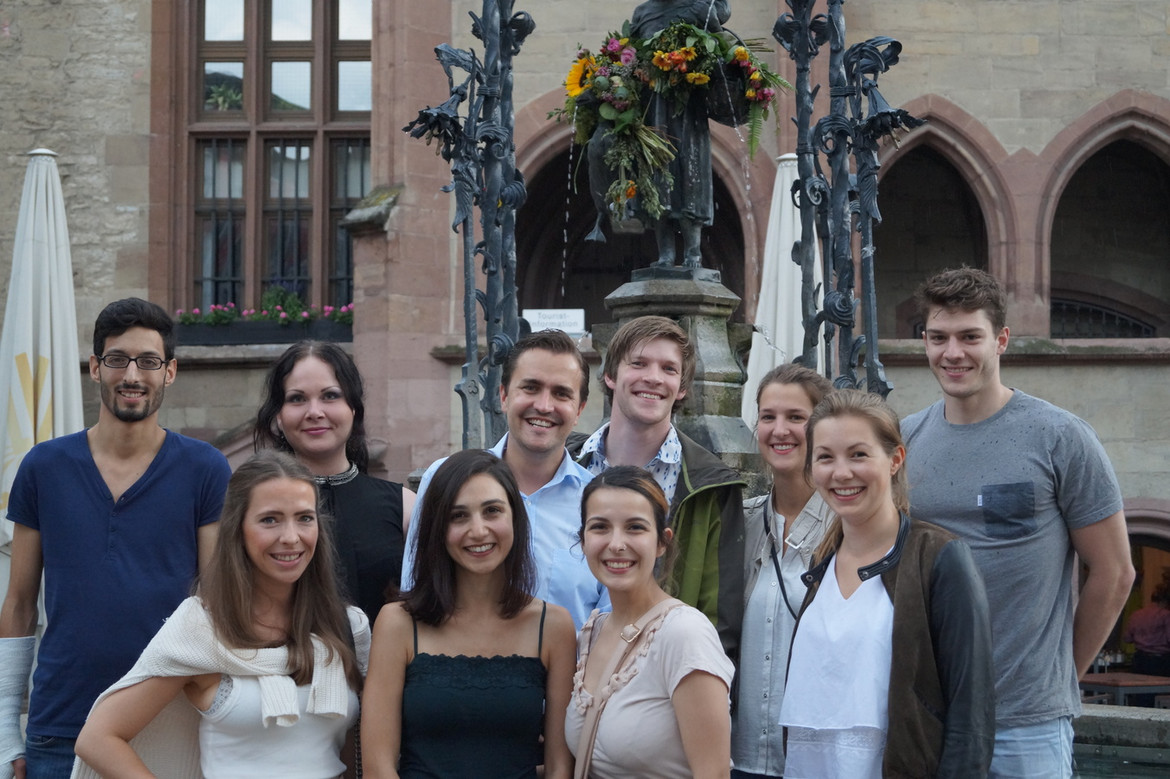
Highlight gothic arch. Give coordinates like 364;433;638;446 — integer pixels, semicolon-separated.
1037;90;1170;301
1127;499;1170;545
878;95;1016;284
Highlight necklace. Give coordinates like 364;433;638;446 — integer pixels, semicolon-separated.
313;461;358;487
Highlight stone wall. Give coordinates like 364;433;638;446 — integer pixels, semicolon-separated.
0;0;1168;492
0;0;153;345
848;0;1170;155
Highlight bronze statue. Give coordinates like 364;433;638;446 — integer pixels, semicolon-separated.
588;0;731;269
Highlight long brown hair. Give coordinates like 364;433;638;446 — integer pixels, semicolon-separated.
198;450;361;689
403;449;536;626
805;389;909;567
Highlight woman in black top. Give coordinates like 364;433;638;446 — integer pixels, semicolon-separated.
361;449;576;778
255;340;415;623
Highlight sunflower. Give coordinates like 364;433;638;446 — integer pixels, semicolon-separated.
685;72;710;85
565;55;596;98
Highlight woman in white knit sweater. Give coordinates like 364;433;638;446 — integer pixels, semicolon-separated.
73;450;368;779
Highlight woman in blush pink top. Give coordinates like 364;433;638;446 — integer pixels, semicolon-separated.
566;467;734;779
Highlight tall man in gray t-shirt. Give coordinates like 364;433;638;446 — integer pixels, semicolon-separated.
900;268;1133;779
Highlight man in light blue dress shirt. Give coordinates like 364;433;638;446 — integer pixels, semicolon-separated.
401;330;608;628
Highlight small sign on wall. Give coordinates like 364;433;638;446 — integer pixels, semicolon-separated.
523;309;586;336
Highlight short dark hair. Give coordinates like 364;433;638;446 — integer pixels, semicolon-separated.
501;329;589;404
916;267;1007;332
254;341;370;473
602;316;695;411
403;449;536;625
579;465;677;585
93;298;176;361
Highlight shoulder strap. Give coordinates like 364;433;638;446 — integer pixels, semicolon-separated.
572;598;683;779
538;600;548;655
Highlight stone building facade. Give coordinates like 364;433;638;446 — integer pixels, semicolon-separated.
1;0;1168;573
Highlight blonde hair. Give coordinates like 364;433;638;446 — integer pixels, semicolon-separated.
602;316;695;412
805;389;909;566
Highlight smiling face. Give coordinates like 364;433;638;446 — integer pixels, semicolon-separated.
242;477;319;595
499;348;585;460
756;381;817;479
444;472;515;577
581;486;671;595
276;356;356;475
90;326;175;424
810;414;904;530
923;306;1009;408
605;337;687;431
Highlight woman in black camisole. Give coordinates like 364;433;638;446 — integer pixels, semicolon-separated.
361;449;577;778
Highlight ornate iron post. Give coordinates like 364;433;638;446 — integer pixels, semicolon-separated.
773;0;922;396
404;2;535;448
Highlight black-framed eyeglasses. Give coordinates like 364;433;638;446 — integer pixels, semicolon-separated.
96;354;169;371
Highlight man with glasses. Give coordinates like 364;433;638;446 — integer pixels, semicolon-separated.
0;298;231;779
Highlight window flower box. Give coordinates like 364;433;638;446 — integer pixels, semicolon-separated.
176;319;352;346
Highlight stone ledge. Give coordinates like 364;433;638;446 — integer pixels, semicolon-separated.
175;342;352;368
1075;703;1170;750
879;337;1170;366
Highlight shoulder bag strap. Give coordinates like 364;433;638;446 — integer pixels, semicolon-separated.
572;598;683;779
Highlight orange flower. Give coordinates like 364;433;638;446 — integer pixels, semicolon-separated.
652;50;672;70
625;180;637;199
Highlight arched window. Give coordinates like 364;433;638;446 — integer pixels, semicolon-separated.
515;147;746;331
1050;140;1170;338
873;145;988;338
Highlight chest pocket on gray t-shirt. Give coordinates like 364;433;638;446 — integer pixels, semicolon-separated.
980;482;1036;540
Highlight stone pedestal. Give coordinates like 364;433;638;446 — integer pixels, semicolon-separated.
593;268;766;495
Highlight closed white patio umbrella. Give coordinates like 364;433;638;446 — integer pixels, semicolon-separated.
741;153;825;426
0;149;85;548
